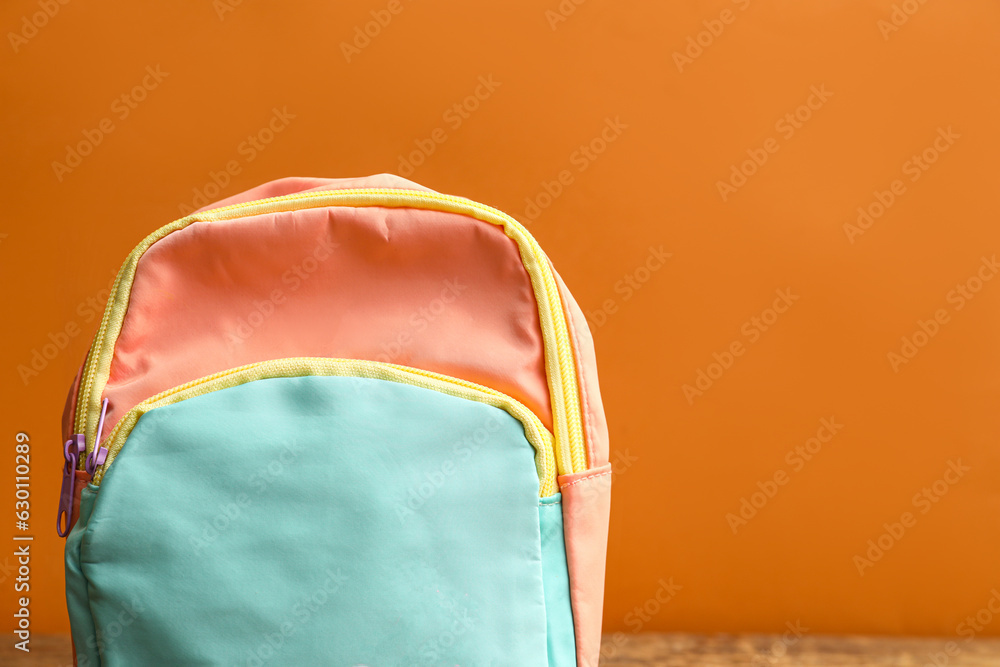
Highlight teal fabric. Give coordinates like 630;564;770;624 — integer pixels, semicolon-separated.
65;485;100;667
64;375;577;666
539;495;577;666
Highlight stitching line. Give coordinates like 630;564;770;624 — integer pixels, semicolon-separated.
560;469;612;489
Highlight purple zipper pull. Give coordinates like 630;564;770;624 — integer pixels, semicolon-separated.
58;398;112;537
85;398;111;476
57;434;85;537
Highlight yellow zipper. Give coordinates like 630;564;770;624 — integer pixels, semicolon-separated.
90;357;558;497
74;188;587;476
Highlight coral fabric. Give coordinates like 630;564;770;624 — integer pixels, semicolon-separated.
560;464;613;667
96;177;552;443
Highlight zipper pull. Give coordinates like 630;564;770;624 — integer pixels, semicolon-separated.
58;398;111;537
57;434;85;537
85;398;111;476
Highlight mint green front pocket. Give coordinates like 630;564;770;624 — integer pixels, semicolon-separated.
65;374;574;666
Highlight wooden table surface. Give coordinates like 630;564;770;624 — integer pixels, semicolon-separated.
6;633;1000;665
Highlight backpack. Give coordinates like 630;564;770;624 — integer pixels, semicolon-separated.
57;175;612;666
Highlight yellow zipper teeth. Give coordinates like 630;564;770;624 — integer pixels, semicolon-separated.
75;188;586;477
90;357;558;496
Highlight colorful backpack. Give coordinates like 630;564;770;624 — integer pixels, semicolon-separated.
57;175;611;666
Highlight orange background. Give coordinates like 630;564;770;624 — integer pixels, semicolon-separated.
3;0;1000;643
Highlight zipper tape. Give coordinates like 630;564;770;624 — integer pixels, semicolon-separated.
89;357;559;497
74;188;587;477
